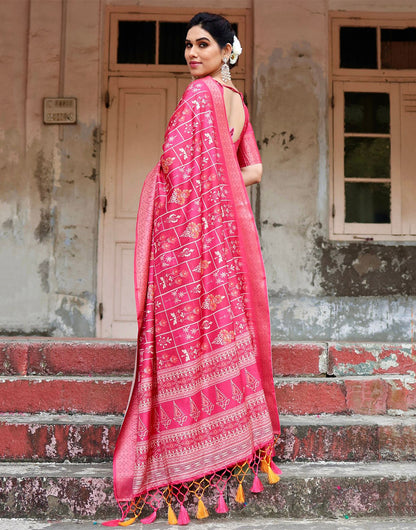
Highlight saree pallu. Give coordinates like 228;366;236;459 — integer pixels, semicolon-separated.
111;76;280;525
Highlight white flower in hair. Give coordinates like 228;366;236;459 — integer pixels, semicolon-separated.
229;35;242;65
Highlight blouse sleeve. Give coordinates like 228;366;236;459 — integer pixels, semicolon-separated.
237;121;262;168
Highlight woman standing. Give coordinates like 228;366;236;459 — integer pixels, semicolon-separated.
106;12;280;527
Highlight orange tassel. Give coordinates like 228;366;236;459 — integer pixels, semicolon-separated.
261;458;281;484
235;483;245;503
196;498;209;519
267;464;281;484
168;503;178;525
260;459;269;473
118;515;138;526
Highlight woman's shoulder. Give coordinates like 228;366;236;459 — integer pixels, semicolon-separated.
181;77;213;101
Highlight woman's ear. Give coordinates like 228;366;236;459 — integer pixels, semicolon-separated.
223;42;233;58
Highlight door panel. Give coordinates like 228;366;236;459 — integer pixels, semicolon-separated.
98;77;176;338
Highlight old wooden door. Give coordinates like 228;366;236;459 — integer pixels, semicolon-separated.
98;77;176;337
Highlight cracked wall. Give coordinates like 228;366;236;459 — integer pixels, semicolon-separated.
254;0;416;341
1;0;416;340
0;0;100;336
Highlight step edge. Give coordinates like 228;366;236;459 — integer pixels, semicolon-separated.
1;461;416;479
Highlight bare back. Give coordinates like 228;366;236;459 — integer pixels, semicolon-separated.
222;85;246;143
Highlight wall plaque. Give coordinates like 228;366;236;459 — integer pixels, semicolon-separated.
43;97;77;124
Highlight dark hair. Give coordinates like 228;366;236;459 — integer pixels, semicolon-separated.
187;12;238;67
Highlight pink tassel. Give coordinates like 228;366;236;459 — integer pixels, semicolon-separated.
177;504;190;525
216;493;229;514
270;461;282;475
101;520;122;527
141;509;157;524
250;474;264;493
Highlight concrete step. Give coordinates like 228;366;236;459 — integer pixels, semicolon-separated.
1;462;416;520
4;517;416;530
1;374;415;415
2;414;416;464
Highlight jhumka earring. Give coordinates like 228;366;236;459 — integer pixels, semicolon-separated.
221;56;231;83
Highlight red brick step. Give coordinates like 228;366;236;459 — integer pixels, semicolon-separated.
0;338;135;376
0;375;415;415
1;414;415;463
0;377;130;414
275;376;416;415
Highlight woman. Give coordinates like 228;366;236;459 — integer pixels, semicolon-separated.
105;12;280;527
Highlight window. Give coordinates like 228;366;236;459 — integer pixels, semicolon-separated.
108;11;246;75
331;14;416;240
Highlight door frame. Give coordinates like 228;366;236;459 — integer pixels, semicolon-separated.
97;6;253;337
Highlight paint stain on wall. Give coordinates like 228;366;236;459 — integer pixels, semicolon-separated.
38;259;50;293
34;151;53;204
318;239;416;296
34;208;54;242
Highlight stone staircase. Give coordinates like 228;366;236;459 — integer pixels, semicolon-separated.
0;338;416;521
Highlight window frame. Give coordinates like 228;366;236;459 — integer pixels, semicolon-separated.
107;9;247;76
329;12;416;241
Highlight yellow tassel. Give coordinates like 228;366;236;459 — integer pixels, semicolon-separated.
168;504;178;525
196;498;209;519
235;483;245;504
118;515;138;526
260;459;269;473
267;465;281;484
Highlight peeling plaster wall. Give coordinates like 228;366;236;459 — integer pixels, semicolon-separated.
0;0;100;336
254;0;416;341
2;0;416;340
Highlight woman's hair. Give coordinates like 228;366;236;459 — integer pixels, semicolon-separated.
187;12;238;67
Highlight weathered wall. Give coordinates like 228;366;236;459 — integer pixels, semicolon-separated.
254;0;416;341
0;0;101;335
1;0;416;340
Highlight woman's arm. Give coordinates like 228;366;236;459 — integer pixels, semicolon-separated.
241;163;262;187
237;121;263;187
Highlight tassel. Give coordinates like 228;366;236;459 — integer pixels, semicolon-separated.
118;515;138;526
216;492;229;514
168;504;178;525
102;520;123;527
270;460;282;475
196;498;209;519
261;458;281;484
267;465;280;484
177;505;190;526
260;459;268;474
140;510;157;525
235;483;245;504
250;475;264;493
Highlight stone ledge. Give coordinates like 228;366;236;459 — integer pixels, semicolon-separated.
1;462;416;519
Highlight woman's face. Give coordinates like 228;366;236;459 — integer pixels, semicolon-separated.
185;25;227;79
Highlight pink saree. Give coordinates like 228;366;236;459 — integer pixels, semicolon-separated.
110;76;280;525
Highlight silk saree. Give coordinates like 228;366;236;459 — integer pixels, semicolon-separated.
109;76;280;526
